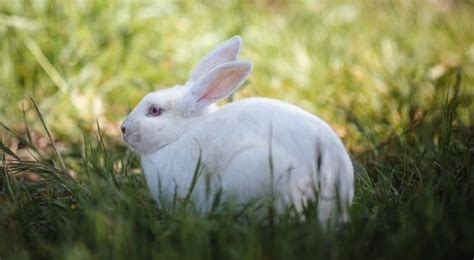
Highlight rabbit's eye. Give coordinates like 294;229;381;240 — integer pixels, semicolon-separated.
148;105;163;117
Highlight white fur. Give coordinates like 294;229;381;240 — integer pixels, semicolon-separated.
121;36;354;225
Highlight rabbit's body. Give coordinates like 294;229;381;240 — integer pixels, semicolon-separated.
122;36;354;225
140;97;353;223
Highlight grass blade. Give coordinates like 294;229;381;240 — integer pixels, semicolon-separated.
1;155;16;204
30;97;66;170
22;101;33;145
19;32;68;94
184;144;203;207
0;141;21;161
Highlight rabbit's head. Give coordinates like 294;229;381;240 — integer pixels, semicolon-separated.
121;36;252;154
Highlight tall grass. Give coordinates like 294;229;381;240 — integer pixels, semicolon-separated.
1;70;472;259
1;0;473;259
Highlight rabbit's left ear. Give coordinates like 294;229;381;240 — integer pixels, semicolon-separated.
177;61;252;115
187;36;242;83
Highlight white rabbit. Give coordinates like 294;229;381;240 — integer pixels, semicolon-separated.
121;36;354;225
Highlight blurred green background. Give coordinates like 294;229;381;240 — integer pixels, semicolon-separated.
1;0;474;259
1;0;472;147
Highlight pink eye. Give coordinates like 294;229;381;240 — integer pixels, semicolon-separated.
148;105;163;117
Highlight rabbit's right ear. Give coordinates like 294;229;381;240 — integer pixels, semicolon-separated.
177;61;252;115
188;36;242;83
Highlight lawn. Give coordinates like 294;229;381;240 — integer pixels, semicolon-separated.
1;0;473;259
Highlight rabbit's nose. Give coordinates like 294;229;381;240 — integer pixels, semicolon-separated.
121;126;126;134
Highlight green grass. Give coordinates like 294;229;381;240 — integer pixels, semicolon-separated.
1;0;474;259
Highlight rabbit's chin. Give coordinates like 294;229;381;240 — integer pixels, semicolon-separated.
122;133;143;154
124;142;140;154
123;139;139;154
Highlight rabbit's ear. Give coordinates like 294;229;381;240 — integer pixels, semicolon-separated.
188;36;242;83
177;61;252;115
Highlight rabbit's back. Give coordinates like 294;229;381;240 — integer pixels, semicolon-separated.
194;97;347;169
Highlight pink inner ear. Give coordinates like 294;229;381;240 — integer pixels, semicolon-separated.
199;70;235;101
